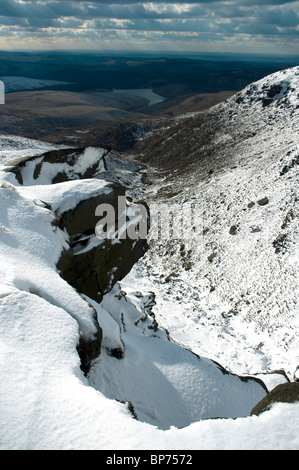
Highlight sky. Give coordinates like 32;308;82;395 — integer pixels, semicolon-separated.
0;0;298;55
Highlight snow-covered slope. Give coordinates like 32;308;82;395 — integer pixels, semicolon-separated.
126;67;299;384
0;134;64;165
0;67;299;450
0;137;269;445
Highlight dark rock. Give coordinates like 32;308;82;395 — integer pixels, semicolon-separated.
251;382;299;416
261;84;283;107
77;327;103;376
257;197;269;206
280;156;299;176
229;225;238;235
117;400;138;420
273;233;288;254
109;348;125;360
262;98;272;108
267;84;283;99
208;252;217;263
56;183;149;303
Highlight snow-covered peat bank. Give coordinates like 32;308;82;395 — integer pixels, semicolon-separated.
0;68;299;451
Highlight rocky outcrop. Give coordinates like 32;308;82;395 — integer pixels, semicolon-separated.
5;145;149;303
5;145;150;373
77;326;103;376
5;146;109;185
56;183;149;303
251;382;299;416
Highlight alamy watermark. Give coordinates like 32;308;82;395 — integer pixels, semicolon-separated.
0;81;5;104
95;196;203;246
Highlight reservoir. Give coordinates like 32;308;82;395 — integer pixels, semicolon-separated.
112;88;166;106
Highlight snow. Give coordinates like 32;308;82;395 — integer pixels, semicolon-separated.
88;288;266;431
125;66;299;381
0;68;299;450
0;76;69;93
4;146;107;187
0;134;63;166
19;178;112;215
0;184;99;339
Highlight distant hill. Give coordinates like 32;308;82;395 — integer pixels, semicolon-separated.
0;51;296;142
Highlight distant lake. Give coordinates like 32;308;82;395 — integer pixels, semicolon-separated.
112;88;166;106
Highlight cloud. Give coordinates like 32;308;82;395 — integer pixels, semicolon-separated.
0;0;298;54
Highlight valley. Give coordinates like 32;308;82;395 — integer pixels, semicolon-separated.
0;55;298;449
0;51;297;144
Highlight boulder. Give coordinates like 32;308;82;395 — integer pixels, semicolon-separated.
251;382;299;416
229;225;238;235
77;327;103;376
257;197;269;206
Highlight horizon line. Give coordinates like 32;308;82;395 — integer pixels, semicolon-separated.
0;49;298;59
